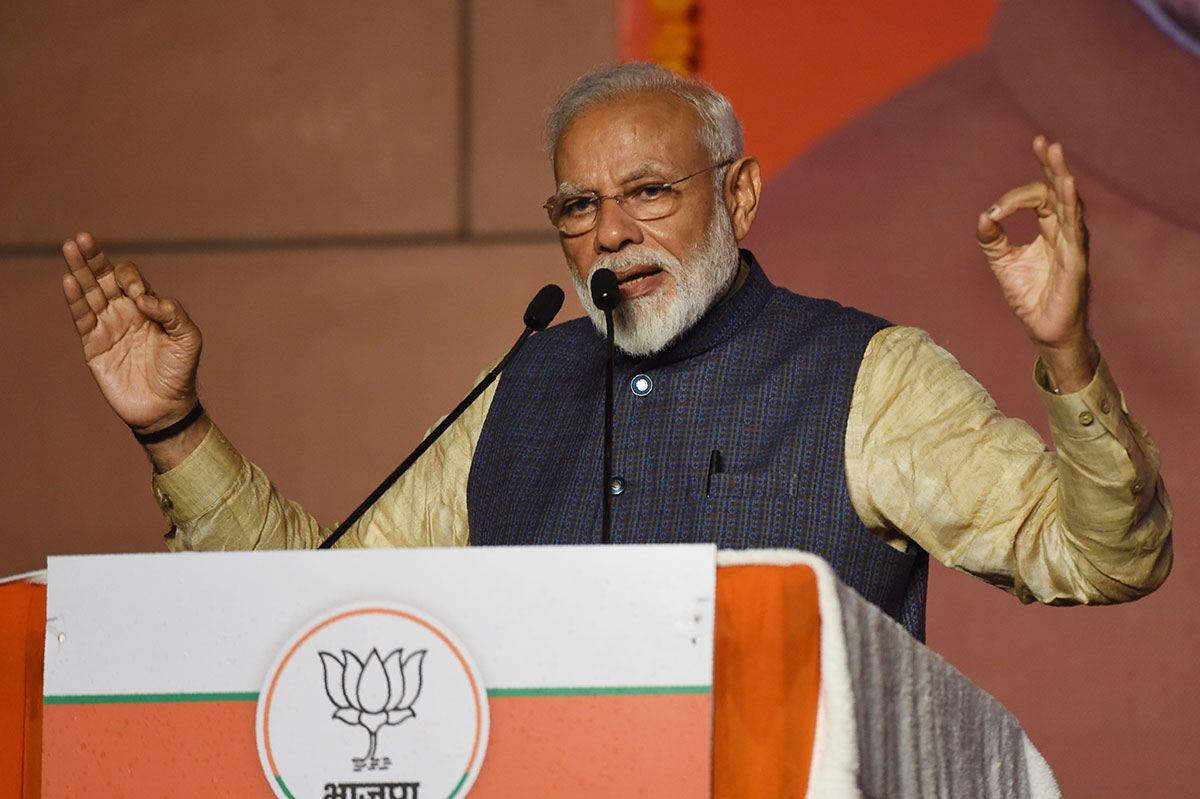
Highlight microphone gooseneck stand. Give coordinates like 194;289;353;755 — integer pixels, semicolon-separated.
589;268;621;545
318;284;565;549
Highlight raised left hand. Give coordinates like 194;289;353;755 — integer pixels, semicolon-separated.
976;136;1098;393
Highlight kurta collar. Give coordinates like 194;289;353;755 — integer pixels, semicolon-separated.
988;0;1200;232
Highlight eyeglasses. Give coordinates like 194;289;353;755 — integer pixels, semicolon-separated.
544;159;734;236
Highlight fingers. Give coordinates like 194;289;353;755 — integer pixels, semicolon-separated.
62;232;156;309
984;181;1055;223
986;175;1075;250
1033;137;1090;259
113;260;151;299
1033;136;1073;197
1032;136;1087;226
60;232;184;351
61;272;99;337
981;139;1091;254
975;210;1008;252
62;233;119;318
75;232;124;304
1004;137;1078;219
62;236;106;317
135;290;198;344
978;138;1093;296
978;181;1055;262
1059;175;1088;256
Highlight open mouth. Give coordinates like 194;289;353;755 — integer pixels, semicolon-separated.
617;266;664;286
609;266;666;301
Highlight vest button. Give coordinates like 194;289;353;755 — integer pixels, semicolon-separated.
1078;410;1095;426
609;476;626;495
630;374;653;396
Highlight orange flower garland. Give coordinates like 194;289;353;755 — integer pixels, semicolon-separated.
650;0;700;75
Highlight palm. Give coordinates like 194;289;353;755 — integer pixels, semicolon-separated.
986;229;1085;348
81;296;199;429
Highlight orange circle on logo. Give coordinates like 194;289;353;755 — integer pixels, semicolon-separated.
256;602;489;799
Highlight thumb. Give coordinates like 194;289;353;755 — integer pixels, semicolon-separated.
976;211;1009;259
136;294;199;342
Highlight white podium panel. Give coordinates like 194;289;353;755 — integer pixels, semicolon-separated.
43;545;716;798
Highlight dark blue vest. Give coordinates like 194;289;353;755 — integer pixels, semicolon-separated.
468;252;928;639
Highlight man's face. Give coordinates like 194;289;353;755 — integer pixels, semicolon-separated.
552;92;740;356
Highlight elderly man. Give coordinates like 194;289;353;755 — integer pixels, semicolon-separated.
61;63;1170;640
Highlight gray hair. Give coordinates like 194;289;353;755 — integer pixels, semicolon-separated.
545;63;744;169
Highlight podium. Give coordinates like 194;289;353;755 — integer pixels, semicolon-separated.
4;546;1059;798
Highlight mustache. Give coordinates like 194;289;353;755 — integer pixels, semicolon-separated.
590;247;678;280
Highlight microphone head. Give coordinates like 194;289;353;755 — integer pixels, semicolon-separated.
523;284;565;331
590;268;621;311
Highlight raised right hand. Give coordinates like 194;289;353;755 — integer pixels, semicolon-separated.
61;232;203;434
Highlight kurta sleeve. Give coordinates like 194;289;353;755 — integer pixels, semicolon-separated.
154;379;496;551
844;325;1172;604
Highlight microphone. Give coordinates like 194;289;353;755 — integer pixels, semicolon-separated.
319;283;565;549
524;284;564;331
590;268;620;545
590;267;620;311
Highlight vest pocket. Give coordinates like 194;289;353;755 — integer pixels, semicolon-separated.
696;471;794;548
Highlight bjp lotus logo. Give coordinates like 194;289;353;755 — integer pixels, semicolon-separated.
319;647;426;760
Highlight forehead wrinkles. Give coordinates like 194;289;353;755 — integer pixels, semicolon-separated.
555;160;674;195
554;93;705;185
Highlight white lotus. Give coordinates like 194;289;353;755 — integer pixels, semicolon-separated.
319;647;426;759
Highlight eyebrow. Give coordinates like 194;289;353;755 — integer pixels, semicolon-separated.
555;161;674;195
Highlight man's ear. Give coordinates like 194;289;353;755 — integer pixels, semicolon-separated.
724;156;762;241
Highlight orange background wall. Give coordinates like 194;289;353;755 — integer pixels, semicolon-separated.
620;0;1001;179
2;1;1194;797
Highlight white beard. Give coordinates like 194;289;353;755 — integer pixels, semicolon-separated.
571;207;740;357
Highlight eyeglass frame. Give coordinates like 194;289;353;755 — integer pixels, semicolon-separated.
543;158;735;235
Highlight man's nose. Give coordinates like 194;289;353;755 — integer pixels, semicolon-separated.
593;196;644;253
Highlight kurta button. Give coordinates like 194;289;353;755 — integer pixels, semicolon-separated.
609;476;626;495
1132;481;1144;495
1099;398;1111;414
1078;411;1094;426
630;374;653;396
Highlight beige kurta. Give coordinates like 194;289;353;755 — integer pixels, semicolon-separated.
153;324;1171;606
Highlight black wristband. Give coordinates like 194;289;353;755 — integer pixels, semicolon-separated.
132;401;205;445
